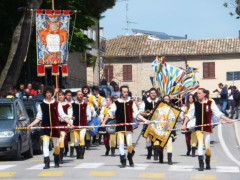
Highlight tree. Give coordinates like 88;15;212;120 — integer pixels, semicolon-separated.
0;0;116;94
223;0;240;18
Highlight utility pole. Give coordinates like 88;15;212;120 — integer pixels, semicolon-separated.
93;21;100;85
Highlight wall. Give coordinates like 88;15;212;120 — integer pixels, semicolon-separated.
187;56;240;98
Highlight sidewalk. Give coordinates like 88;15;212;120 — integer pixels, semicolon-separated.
234;121;240;147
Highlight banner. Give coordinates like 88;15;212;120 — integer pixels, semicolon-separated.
36;9;70;76
144;101;181;147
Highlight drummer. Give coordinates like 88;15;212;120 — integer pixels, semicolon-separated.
102;85;150;168
89;86;106;146
99;96;117;156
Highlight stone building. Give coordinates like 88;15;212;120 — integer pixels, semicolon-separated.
101;34;240;98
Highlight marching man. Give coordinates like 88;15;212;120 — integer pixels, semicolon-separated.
182;88;233;171
102;85;150;168
28;87;73;169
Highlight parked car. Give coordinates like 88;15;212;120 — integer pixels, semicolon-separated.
0;98;33;160
23;101;43;154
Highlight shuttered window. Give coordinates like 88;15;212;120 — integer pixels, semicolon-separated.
104;65;113;82
203;62;215;78
123;65;132;81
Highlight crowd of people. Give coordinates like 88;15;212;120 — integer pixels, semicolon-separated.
0;82;236;171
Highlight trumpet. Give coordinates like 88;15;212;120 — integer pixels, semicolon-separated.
145;110;151;116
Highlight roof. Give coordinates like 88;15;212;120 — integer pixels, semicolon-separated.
103;34;240;57
132;29;185;39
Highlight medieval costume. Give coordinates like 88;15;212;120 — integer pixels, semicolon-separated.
36;99;67;169
186;98;223;171
59;102;72;163
139;97;159;160
108;97;140;168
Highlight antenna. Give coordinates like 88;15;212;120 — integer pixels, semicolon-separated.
123;3;137;35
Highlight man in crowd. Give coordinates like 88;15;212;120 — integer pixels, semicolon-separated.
217;83;229;116
27;83;37;95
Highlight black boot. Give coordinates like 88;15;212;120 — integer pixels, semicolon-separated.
60;148;64;164
198;156;204;171
153;146;159;160
54;154;60;168
186;145;191;156
146;146;152;160
75;146;80;159
81;146;85;159
111;147;115;156
192;147;196;157
159;151;163;163
70;146;74;158
86;140;90;150
64;144;68;157
205;154;211;170
167;153;173;165
127;153;134;167
105;146;110;156
120;155;126;168
79;146;84;159
43;156;50;169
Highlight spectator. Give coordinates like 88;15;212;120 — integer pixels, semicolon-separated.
6;87;15;98
32;89;44;102
100;77;108;86
232;86;240;119
142;90;148;101
157;88;162;98
39;83;44;92
27;83;37;95
229;86;235;118
110;80;117;88
22;88;33;101
111;85;120;98
218;83;229;116
13;87;21;99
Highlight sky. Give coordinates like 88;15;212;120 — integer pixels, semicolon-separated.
100;0;240;39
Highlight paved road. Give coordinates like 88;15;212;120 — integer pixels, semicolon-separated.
0;122;240;179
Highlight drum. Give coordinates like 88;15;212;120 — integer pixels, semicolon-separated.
133;118;138;130
88;117;100;136
106;119;116;134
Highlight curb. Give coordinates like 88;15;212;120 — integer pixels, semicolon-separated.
234;122;240;147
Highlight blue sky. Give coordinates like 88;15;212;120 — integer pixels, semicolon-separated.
100;0;240;39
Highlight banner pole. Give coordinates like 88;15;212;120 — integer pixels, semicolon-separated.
52;0;55;10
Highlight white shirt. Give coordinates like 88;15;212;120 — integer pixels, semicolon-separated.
186;98;223;120
59;102;73;122
108;97;139;119
228;89;233;100
139;97;159;113
111;91;120;98
90;94;106;109
36;99;67;121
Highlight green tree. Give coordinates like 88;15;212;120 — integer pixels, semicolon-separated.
0;0;116;94
224;0;240;18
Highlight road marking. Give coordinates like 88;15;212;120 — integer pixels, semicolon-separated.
210;160;216;163
38;171;64;176
31;160;43;162
218;124;240;166
191;174;216;180
27;163;55;170
234;122;240;147
0;165;16;170
89;171;115;176
124;164;149;170
216;166;240;173
74;163;104;169
169;165;194;172
139;172;165;178
0;172;16;177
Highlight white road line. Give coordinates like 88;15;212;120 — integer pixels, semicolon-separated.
218;124;240;166
27;163;55;170
234;122;240;147
168;165;194;172
216;166;239;173
74;163;104;169
124;164;149;170
0;165;16;170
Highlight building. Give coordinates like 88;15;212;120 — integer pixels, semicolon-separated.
101;34;240;98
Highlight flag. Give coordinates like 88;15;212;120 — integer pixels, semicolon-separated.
52;64;59;75
37;64;45;76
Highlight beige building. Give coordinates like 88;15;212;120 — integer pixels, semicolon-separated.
88;34;240;98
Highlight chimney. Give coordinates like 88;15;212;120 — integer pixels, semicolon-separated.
185;34;188;39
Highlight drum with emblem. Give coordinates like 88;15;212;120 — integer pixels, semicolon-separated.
88;117;100;136
105;119;116;134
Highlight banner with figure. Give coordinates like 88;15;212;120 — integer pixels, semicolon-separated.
36;9;70;76
144;101;181;147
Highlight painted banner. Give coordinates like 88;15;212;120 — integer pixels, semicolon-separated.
36;9;70;76
144;101;181;147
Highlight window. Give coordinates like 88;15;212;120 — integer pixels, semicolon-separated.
123;65;132;81
203;62;215;78
104;65;113;82
226;71;240;81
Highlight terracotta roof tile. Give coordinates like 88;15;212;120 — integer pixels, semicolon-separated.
103;35;240;57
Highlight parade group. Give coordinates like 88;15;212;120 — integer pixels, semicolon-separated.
23;83;233;172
